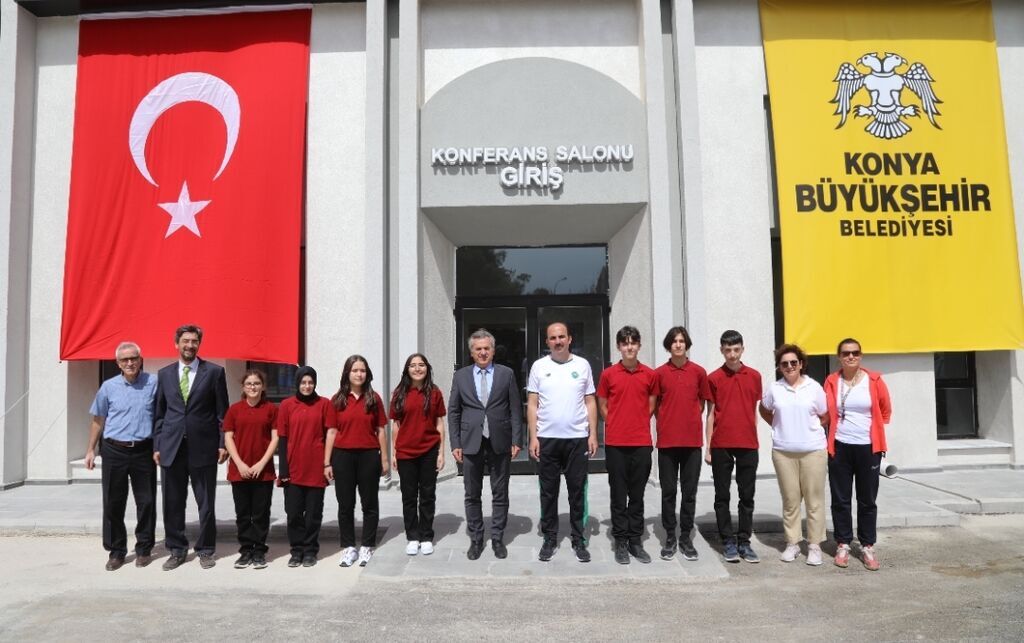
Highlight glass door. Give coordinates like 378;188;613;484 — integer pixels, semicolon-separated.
455;244;611;473
459;307;529;393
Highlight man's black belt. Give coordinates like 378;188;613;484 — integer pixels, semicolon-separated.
104;437;152;448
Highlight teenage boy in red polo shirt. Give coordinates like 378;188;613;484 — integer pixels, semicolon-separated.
705;329;762;564
598;326;660;565
654;326;710;561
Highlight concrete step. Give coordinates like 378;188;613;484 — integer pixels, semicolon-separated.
937;438;1012;470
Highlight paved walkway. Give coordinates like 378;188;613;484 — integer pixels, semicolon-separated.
0;469;1020;580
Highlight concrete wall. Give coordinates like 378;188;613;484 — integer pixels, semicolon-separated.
417;0;661;401
306;3;376;385
421;0;641;101
25;16;77;481
0;1;36;486
1;0;1021;481
692;0;777;469
993;0;1024;467
420;214;456;474
608;208;656;366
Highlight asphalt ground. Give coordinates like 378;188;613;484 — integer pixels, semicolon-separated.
0;515;1021;641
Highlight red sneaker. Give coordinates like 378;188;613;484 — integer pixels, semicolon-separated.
862;545;880;571
834;543;850;568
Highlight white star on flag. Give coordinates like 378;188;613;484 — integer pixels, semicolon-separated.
158;181;210;238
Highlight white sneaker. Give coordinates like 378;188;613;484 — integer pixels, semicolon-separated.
405;540;420;556
358;546;374;567
420;541;434;555
780;544;801;562
338;547;358;567
806;544;823;566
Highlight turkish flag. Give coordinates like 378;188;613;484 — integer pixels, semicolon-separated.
60;10;310;363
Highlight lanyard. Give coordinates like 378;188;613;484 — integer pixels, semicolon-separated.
839;371;861;422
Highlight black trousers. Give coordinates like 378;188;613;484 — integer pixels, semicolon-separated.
658;446;703;539
538;437;589;545
397;445;439;542
606;445;652;545
284;484;325;556
161;438;218;556
100;439;156;557
462;437;511;543
710;447;758;546
231;480;273;555
332;448;381;548
828;440;881;546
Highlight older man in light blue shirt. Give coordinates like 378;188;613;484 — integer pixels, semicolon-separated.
85;341;158;571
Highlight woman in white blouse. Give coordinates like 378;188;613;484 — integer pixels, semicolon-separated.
759;344;828;566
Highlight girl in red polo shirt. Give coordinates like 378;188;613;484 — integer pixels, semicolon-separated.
277;366;335;568
327;355;388;568
389;353;447;556
223;369;279;570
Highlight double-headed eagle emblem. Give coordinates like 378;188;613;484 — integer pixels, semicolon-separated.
831;53;941;140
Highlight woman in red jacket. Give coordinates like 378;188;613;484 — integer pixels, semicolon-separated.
390;353;447;556
328;355;388;568
277;366;336;568
223;369;278;570
824;338;892;571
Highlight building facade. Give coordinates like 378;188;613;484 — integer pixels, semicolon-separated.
1;0;1022;486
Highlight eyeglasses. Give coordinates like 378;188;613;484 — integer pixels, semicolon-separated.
840;350;862;358
243;382;263;388
117;356;141;364
779;360;800;368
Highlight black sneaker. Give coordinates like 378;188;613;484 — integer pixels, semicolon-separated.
302;553;317;567
198;554;216;569
660;538;677;560
723;541;740;563
679;538;699;561
234;552;253;569
491;540;508;559
287;553;303;568
572;541;591;563
628;543;652;564
738;543;760;563
538;538;557;562
251;553;268;569
614;540;630;565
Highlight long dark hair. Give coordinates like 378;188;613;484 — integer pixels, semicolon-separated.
239;369;268;402
390;353;436;422
331;355;379;414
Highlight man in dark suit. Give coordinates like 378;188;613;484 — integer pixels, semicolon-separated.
448;328;524;560
153;324;229;570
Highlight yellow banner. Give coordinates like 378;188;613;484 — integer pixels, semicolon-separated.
760;0;1024;354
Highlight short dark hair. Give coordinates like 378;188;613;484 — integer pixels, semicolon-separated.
615;325;641;345
720;329;743;347
662;326;692;351
836;337;862;355
774;343;807;373
175;324;203;343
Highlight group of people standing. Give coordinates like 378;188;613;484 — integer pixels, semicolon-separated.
86;322;890;572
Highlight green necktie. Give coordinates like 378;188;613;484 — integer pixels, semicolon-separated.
180;365;190;403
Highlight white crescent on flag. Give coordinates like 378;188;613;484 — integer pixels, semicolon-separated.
128;71;241;186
